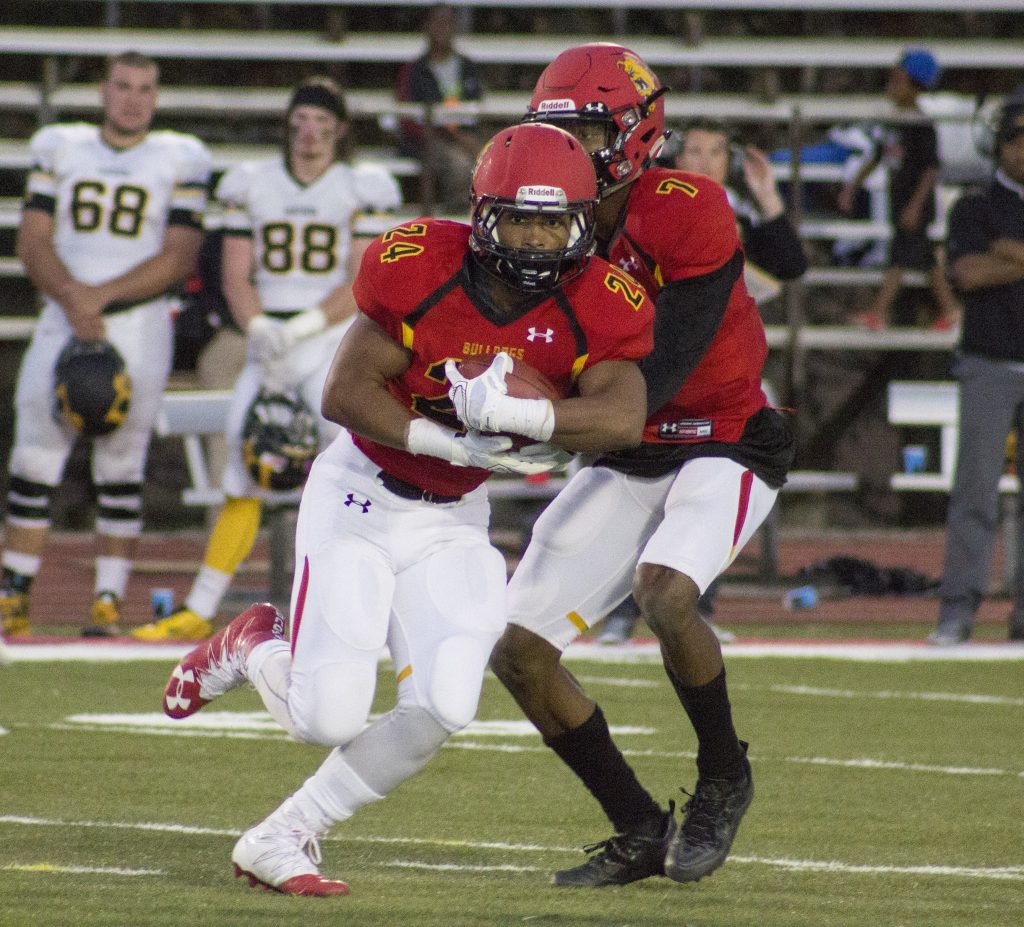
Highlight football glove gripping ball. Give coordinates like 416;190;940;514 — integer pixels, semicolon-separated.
242;389;319;491
52;338;132;437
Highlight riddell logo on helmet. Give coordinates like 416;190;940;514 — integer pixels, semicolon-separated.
517;185;568;207
537;99;575;113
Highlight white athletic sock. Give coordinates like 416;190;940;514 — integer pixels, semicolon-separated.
94;556;131;599
2;551;41;578
295;748;385;831
185;565;233;619
247;641;295;736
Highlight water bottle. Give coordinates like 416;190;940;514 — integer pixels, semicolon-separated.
151;588;174;619
782;585;818;610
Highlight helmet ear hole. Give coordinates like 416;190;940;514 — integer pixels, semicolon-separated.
242;389;319;491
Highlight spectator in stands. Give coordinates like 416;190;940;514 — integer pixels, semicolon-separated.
132;77;401;642
837;48;962;331
677;118;809;287
598;118;806;646
396;2;483;214
0;51;210;638
929;90;1024;645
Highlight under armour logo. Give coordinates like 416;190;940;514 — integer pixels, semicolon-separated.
526;327;554;343
344;493;372;513
618;255;639;274
165;665;194;713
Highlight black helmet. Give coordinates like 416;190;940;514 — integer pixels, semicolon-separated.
242;389;319;491
53;338;132;436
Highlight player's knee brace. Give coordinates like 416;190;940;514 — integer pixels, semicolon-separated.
95;482;143;537
6;476;55;529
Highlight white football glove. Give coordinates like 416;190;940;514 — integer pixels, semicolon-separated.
246;314;286;364
260;356;291;395
406;419;558;475
247;307;327;363
445;352;555;443
517;441;574;472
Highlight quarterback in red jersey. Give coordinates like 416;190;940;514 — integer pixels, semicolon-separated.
162;122;653;896
490;44;795;888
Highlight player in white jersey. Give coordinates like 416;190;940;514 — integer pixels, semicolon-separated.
0;51;210;638
132;77;402;642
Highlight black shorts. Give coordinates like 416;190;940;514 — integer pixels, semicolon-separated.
889;227;935;271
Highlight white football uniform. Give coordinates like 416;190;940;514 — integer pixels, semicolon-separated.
214;156;402;498
506;458;779;650
10;124;211;536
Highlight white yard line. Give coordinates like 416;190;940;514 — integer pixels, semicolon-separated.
3;862;163;876
43;712;1024;779
768;684;1024;706
4;639;1024;662
2;815;1020;882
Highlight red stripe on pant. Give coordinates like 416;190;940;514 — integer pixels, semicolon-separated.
291;555;310;657
732;470;755;552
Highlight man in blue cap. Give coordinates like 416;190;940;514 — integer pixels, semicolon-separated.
838;46;962;331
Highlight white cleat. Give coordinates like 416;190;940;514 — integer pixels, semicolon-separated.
232;821;349;896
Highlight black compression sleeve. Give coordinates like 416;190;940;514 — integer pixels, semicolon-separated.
744;215;808;281
640;249;743;415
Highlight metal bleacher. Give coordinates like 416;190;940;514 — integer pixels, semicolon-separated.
1;1;1019;559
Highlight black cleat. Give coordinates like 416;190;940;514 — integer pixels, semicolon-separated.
552;807;675;888
664;748;754;884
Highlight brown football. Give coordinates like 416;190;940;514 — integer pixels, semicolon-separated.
457;356;561;401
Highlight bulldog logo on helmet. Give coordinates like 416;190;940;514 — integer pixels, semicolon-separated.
618;54;657;97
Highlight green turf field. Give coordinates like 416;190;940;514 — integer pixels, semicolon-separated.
1;652;1021;927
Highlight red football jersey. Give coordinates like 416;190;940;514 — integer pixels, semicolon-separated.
609;167;768;444
351;219;654;496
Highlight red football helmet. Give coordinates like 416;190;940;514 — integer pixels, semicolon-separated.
525;43;668;195
470;123;597;292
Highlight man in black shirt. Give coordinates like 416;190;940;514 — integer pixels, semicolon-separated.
396;3;483;214
930;94;1024;644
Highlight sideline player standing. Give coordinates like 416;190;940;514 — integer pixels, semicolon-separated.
489;44;794;887
928;92;1024;645
162;122;655;895
132;77;401;641
0;51;210;637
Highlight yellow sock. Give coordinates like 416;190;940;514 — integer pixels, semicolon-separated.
204;496;263;575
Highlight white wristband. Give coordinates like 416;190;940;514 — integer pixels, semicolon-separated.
495;396;556;443
284;305;328;342
405;417;456;460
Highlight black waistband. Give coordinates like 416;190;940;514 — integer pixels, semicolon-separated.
377;470;462;504
103;295;166;315
265;309;303;320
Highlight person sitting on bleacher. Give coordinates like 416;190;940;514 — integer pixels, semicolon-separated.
837;47;962;331
132;77;401;641
396;2;483;215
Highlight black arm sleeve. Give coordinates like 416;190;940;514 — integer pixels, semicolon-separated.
640;249;743;415
743;215;808;281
